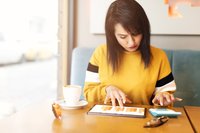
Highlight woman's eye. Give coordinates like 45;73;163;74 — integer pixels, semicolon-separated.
131;32;140;36
120;36;126;39
132;33;137;36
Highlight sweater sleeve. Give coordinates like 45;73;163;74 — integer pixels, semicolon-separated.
155;50;176;94
83;45;107;102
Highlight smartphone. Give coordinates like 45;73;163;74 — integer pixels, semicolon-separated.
149;108;182;117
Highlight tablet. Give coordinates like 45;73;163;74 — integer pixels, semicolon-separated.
87;104;146;118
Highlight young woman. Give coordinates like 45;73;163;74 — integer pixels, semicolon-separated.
84;0;180;107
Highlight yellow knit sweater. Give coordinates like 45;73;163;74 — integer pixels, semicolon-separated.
84;44;175;105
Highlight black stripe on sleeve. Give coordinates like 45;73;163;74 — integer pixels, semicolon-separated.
87;63;99;73
156;72;174;87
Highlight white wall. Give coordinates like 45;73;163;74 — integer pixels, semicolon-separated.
76;0;200;50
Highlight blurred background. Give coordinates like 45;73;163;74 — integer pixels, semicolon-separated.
0;0;58;116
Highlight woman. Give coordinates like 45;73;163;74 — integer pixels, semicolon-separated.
84;0;180;107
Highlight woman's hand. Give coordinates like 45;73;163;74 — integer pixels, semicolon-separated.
152;92;182;106
104;85;132;108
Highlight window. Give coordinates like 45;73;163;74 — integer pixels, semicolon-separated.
0;0;58;113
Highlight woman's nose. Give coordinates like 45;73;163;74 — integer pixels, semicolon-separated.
127;36;134;46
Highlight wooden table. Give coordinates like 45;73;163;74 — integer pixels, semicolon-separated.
0;101;194;133
184;106;200;133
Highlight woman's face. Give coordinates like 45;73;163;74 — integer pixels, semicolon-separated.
114;23;143;52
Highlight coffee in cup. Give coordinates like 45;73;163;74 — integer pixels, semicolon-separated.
63;85;82;105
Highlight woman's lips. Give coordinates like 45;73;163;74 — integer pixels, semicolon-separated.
129;45;137;49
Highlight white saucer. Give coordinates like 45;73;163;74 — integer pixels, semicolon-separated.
56;100;88;110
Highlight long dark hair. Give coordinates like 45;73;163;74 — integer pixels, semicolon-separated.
105;0;151;73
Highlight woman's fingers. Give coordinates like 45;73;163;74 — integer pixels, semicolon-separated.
152;92;183;106
152;92;168;106
175;97;183;101
104;86;131;107
110;93;116;107
163;93;171;103
170;94;175;101
112;91;124;107
152;96;157;104
116;96;124;108
125;97;132;103
104;95;109;104
159;95;164;106
118;91;127;104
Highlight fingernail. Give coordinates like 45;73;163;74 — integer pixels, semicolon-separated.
176;98;183;101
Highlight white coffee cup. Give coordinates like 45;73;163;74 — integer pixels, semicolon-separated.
63;85;82;105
